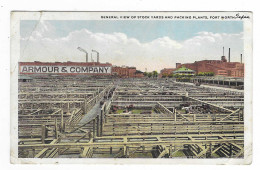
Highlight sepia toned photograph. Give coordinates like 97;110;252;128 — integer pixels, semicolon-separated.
10;11;252;164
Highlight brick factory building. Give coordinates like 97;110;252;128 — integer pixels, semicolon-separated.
112;66;144;78
19;61;144;78
160;55;244;78
19;61;113;75
178;56;244;77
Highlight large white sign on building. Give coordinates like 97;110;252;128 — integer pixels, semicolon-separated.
20;65;112;74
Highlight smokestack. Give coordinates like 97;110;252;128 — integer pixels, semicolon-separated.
77;47;88;63
176;63;181;68
241;54;243;63
223;47;224;56
92;50;99;63
228;48;230;62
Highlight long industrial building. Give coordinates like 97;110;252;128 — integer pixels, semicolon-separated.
19;61;144;78
160;48;244;78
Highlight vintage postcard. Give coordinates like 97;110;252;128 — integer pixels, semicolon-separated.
10;11;252;164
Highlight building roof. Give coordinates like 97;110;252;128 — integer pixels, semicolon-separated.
174;66;195;72
19;61;112;67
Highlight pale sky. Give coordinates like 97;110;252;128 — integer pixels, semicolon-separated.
20;20;244;72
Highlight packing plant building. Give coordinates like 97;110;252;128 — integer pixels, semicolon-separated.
160;48;244;78
19;61;144;78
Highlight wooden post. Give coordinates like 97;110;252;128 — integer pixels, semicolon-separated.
162;123;164;134
97;115;100;137
61;109;64;132
104;111;107;123
41;124;46;144
100;110;103;136
89;132;93;140
169;145;172;158
209;143;212;158
113;123;115;136
32;149;35;157
110;147;113;154
123;145;128;157
63;123;66;133
93;119;96;137
84;99;86;113
229;144;233;158
174;109;177;122
151;123;153;134
55;118;58;139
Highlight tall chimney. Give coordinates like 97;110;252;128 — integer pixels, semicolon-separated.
223;47;224;56
97;52;99;63
228;48;231;62
86;53;88;62
241;54;242;63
